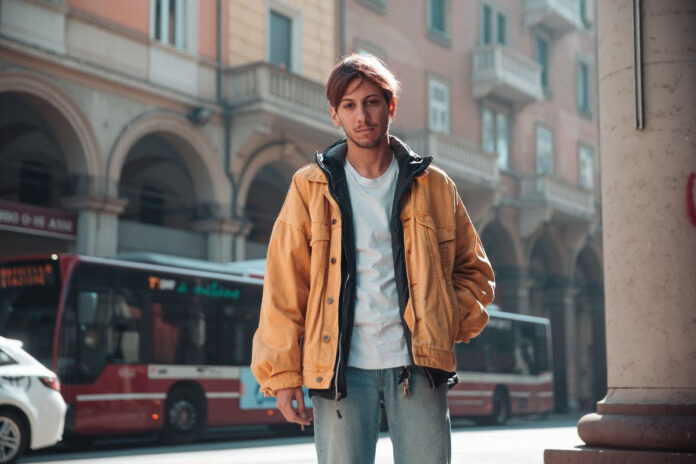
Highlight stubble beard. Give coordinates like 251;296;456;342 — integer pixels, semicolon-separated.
344;120;391;149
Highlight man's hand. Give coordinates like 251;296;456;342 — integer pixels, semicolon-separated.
276;387;312;430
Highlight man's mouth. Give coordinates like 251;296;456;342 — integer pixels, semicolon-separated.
355;126;375;133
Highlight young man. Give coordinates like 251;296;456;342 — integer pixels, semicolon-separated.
251;54;495;463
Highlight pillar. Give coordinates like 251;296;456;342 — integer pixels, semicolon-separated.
62;195;127;257
192;218;249;262
546;284;579;413
546;0;696;460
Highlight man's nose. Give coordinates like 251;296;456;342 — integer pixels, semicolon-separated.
357;104;370;123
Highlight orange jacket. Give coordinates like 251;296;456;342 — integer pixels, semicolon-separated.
251;138;495;397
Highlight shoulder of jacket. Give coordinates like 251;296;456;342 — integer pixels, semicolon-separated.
422;163;454;186
297;163;327;183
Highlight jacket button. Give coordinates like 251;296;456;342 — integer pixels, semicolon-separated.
323;335;330;342
331;218;337;225
316;376;323;383
327;297;333;304
330;257;336;264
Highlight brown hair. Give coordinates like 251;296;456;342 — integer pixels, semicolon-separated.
325;54;401;109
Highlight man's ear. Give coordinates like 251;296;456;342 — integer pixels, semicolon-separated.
388;97;397;119
329;106;341;128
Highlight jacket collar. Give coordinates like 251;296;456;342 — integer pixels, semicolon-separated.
309;135;432;183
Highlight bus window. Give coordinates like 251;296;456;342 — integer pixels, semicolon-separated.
0;260;60;367
213;283;262;366
150;294;207;365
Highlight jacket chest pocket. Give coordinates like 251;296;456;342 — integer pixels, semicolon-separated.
309;221;331;277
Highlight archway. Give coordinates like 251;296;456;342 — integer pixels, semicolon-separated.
574;246;606;411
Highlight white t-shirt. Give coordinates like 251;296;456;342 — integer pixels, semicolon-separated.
344;154;411;369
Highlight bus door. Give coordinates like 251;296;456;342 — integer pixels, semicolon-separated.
58;263;149;434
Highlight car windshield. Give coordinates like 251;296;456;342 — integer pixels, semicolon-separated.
0;260;60;368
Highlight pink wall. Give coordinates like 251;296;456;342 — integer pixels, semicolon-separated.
67;0;149;35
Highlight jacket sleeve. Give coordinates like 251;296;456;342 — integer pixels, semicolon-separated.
451;185;496;343
251;173;311;397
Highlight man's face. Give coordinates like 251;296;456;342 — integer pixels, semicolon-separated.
330;78;396;150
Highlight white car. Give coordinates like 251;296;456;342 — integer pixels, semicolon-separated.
0;337;67;464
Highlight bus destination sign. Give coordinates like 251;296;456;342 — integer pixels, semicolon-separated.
148;276;241;300
1;263;56;289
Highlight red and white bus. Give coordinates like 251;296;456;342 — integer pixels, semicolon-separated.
0;253;551;442
451;307;554;424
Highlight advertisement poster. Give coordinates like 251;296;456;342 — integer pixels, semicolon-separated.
240;367;312;410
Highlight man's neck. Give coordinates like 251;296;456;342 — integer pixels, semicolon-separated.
345;137;393;179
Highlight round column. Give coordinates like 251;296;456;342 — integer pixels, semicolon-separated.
576;0;696;452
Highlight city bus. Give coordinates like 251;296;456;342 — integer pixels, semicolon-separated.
0;253;552;442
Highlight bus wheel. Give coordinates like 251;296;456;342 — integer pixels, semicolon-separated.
162;386;205;444
0;409;28;464
488;388;510;426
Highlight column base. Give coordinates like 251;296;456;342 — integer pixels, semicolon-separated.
545;447;696;463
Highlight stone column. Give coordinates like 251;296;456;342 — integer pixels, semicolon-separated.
546;284;579;413
61;195;127;257
495;269;532;315
192;218;249;262
546;0;696;460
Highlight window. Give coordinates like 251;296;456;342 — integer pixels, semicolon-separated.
481;107;510;169
429;0;446;34
481;4;507;45
580;0;593;30
152;0;187;49
577;61;591;114
536;125;554;175
269;11;292;70
428;78;450;134
578;144;594;189
535;37;549;91
267;2;302;73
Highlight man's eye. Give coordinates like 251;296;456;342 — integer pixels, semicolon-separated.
368;100;379;105
343;103;354;109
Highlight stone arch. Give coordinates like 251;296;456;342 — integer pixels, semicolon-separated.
573;245;606;410
0;69;102;190
108;112;228;211
480;220;522;274
236;140;309;215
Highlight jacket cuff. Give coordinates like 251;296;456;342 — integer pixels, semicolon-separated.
260;371;304;398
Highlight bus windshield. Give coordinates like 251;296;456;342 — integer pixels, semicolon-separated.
0;260;61;367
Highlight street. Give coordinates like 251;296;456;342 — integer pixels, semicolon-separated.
21;416;582;464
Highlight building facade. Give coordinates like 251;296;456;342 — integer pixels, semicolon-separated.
0;0;604;412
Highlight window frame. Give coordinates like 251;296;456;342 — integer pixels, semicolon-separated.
149;0;196;52
480;2;508;46
535;124;555;176
426;0;451;47
266;0;303;74
578;143;595;190
576;56;593;118
534;31;552;97
428;76;451;134
480;101;512;170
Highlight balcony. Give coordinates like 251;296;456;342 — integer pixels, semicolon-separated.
471;46;544;107
524;0;582;36
520;175;595;221
405;131;499;189
225;62;334;134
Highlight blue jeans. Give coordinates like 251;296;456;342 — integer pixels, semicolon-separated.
312;367;451;464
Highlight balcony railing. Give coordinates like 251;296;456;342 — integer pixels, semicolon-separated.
225;62;329;123
524;0;582;35
405;131;499;187
471;46;544;107
520;175;595;219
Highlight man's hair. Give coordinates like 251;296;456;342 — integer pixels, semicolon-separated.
325;54;401;109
